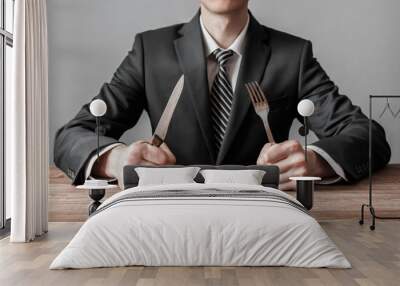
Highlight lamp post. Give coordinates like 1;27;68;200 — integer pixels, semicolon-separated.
297;99;315;163
77;99;117;215
290;99;320;210
89;99;107;161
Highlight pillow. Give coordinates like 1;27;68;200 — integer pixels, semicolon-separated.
135;167;201;186
200;169;266;185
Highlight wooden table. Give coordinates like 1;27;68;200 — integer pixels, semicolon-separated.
48;165;400;222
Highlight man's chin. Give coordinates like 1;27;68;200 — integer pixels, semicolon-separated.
201;1;248;15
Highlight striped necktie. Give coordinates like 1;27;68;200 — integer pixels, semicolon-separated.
210;48;235;154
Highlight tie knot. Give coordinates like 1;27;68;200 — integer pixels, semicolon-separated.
213;49;234;66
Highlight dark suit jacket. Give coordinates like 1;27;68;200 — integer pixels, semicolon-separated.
54;12;391;185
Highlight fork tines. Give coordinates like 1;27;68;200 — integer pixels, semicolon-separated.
245;81;270;109
245;81;276;144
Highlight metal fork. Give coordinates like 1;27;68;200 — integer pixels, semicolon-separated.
245;81;276;144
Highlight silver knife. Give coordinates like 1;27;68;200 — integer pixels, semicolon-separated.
151;75;185;147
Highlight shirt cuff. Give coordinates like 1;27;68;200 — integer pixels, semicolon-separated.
84;143;125;180
307;145;348;185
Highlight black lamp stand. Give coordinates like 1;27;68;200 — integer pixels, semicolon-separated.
359;95;400;231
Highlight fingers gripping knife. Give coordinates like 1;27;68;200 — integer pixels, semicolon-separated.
151;75;185;147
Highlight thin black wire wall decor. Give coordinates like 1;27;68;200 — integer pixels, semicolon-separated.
360;95;400;231
379;98;400;118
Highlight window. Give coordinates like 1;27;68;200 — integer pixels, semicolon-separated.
0;0;14;233
5;0;13;33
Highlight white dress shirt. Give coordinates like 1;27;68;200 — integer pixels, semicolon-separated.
85;15;347;183
199;15;249;92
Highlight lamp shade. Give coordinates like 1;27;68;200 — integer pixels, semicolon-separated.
297;99;315;117
89;99;107;117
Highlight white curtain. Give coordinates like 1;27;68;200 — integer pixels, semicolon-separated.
7;0;49;242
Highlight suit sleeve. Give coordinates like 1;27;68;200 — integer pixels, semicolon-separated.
54;34;147;185
297;41;391;182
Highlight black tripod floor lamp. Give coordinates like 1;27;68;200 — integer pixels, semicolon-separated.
359;95;400;230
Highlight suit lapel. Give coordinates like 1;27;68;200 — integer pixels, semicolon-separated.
217;15;271;164
174;13;216;162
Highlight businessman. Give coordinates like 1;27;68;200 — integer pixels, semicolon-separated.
54;0;391;190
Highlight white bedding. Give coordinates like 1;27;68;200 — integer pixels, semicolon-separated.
50;183;350;269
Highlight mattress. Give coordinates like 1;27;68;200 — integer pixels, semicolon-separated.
50;183;350;269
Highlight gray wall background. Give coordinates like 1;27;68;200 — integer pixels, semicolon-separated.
47;0;400;164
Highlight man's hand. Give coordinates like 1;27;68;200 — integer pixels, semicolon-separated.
257;140;336;191
92;140;176;187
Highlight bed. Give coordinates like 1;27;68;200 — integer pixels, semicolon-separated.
50;165;350;269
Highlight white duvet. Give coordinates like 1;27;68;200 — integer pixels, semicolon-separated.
50;183;350;269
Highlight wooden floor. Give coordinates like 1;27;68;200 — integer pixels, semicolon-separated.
49;165;400;221
1;220;400;286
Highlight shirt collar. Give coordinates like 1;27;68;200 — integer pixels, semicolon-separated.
199;14;249;57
